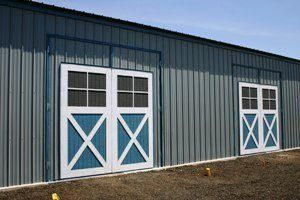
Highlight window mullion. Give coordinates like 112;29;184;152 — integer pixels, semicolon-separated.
87;73;89;107
133;76;135;107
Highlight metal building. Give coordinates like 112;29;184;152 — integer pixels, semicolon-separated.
1;0;300;188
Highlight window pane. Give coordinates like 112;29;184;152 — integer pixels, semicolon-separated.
262;89;269;98
250;88;257;98
270;100;276;110
242;87;249;97
68;71;87;88
270;90;276;99
242;99;250;109
263;100;269;110
134;77;148;92
134;93;148;107
118;76;133;91
88;73;106;89
68;90;87;106
88;91;106;107
118;92;133;107
251;99;258;109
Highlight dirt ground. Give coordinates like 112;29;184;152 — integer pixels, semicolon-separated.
1;149;299;200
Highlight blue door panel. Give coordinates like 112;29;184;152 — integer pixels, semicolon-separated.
91;119;106;161
68;120;84;164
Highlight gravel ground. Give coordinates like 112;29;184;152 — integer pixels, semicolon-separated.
0;149;299;200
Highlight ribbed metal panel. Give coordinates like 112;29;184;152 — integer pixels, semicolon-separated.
0;1;300;187
0;5;10;187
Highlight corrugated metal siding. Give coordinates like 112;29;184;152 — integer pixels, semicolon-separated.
0;2;300;187
0;5;10;187
0;6;45;187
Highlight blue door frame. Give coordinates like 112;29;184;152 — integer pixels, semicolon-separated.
45;34;164;182
231;64;284;156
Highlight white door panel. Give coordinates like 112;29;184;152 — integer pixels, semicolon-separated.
239;82;280;155
111;69;153;172
60;64;153;179
60;64;112;179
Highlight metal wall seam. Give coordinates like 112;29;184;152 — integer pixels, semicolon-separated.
0;5;10;187
9;7;22;186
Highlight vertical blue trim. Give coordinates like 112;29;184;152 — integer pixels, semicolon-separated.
159;52;164;167
279;73;284;149
109;45;113;68
45;35;51;182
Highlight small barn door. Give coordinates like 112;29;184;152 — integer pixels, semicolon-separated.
239;83;261;155
239;82;280;155
112;69;153;172
60;64;112;179
261;85;280;151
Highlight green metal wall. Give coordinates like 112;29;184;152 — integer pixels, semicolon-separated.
0;1;300;187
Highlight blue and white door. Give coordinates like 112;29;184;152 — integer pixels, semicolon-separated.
239;82;279;155
60;64;153;179
60;64;112;178
261;85;280;152
112;69;153;172
239;83;260;155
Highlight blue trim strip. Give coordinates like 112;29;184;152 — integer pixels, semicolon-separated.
45;35;51;182
47;34;161;54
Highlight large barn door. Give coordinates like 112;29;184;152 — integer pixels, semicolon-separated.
239;82;280;155
60;64;112;179
61;64;153;179
111;69;153;172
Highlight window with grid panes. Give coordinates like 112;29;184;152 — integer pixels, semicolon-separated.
262;89;276;110
241;87;258;109
117;75;148;107
68;71;106;107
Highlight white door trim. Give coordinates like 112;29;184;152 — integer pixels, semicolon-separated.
60;64;112;179
61;64;154;178
260;84;280;152
239;82;262;155
111;69;153;172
